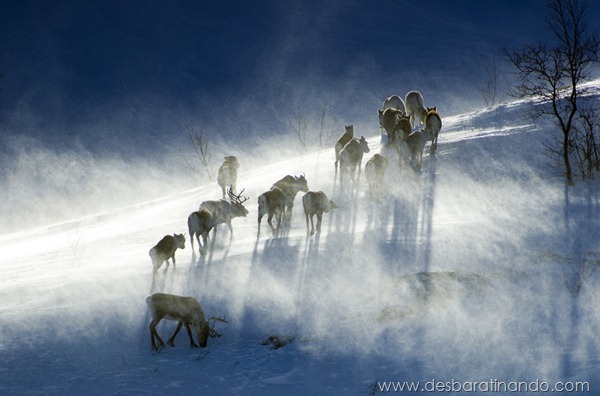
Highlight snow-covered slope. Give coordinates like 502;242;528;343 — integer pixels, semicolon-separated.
1;91;599;395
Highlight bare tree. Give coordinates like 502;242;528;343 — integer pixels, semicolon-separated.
184;124;214;181
571;106;600;178
506;0;599;186
317;100;338;148
478;58;502;108
564;253;600;294
288;108;309;151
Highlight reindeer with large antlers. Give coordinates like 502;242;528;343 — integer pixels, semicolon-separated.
190;188;249;255
146;293;228;350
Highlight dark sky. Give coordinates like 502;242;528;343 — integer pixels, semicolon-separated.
1;0;598;156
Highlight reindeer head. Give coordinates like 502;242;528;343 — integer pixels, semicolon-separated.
173;233;186;249
224;156;240;169
359;136;370;153
344;124;354;136
326;199;339;213
227;187;250;216
297;174;309;192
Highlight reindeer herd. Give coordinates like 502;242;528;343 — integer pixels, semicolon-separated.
145;90;441;351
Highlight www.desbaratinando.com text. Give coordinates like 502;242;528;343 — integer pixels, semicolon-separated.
377;379;590;393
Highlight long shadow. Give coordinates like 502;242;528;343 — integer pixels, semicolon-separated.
558;182;600;380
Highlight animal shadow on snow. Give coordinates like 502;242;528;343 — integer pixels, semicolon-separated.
362;153;438;273
189;227;234;267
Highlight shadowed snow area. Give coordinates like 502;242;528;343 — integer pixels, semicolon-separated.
1;92;600;394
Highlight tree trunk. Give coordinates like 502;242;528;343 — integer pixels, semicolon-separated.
564;132;575;186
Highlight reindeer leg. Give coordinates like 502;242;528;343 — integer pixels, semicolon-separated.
310;214;316;235
195;234;202;255
167;321;183;347
316;212;323;234
153;260;163;274
305;212;310;235
267;212;276;234
227;221;234;241
201;232;209;255
150;318;165;350
184;323;198;348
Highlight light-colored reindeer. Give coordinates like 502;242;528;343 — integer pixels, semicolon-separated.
383;95;406;114
199;188;250;240
188;189;249;255
302;191;338;236
149;233;186;273
405;91;428;129
217;156;240;199
338;136;370;191
146;292;227;350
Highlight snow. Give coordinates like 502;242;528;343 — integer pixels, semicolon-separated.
2;90;600;395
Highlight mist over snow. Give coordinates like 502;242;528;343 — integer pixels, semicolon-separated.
2;87;600;394
2;1;600;395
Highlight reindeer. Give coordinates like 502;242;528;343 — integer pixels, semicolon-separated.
146;292;227;350
383;95;406;114
188;189;248;255
271;175;309;220
217;156;240;199
199;188;250;240
149;233;186;273
405;91;428;129
338;136;370;191
389;116;412;146
424;108;442;153
378;107;403;144
406;128;435;171
334;125;354;174
365;154;389;199
302;191;338;236
188;210;213;255
257;186;286;235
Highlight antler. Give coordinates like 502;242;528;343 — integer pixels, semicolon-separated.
227;187;249;204
207;315;228;338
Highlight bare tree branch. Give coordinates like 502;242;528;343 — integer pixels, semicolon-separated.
184;124;214;181
288;108;308;151
317;100;338;148
506;0;599;186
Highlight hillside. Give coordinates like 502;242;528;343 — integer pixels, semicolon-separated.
1;90;599;395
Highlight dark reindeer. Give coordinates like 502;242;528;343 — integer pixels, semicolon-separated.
334;125;354;175
365;154;389;200
258;174;309;235
424;108;442;154
149;233;186;273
